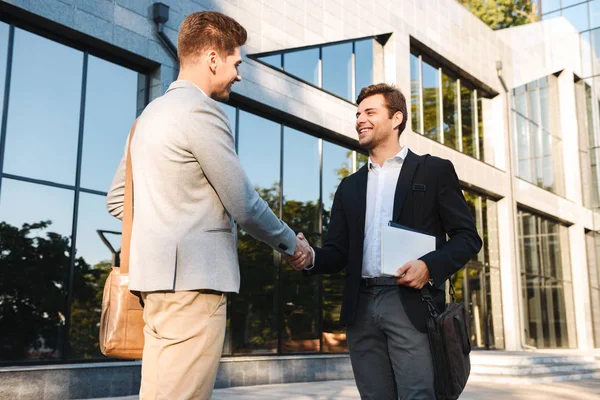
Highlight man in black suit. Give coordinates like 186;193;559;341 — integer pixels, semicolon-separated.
289;83;482;399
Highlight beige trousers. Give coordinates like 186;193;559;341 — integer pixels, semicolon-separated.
139;290;227;400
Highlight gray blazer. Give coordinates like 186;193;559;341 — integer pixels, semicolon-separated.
107;80;296;293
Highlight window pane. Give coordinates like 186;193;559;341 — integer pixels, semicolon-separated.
542;0;561;13
3;28;83;185
562;3;590;32
591;28;600;76
581;32;593;78
282;127;320;353
542;131;555;191
81;56;140;192
478;97;484;160
518;210;574;349
321;141;351;353
69;193;121;359
0;179;74;361
284;48;319;86
410;54;422;134
355;39;374;99
422;62;440;142
231;110;281;354
515;113;533;182
591;1;600;29
538;78;550;131
0;22;8;123
542;10;561;20
441;73;458;149
322;42;352;100
258;54;282;69
461;86;475;157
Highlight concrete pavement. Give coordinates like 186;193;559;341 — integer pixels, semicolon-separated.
94;378;600;399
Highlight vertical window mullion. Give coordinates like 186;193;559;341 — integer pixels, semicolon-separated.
473;90;480;160
64;50;89;360
438;67;444;144
0;24;15;195
457;79;463;153
318;47;323;88
351;41;356;102
418;55;424;135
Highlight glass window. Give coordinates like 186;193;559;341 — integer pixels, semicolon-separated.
232;110;281;354
542;10;561;20
282;127;320;353
512;77;563;194
355;39;374;99
322;42;352;100
581;32;593;78
441;73;458;149
591;1;600;29
258;54;282;69
518;210;575;349
69;193;121;359
422;61;440;142
585;230;600;347
284;48;320;86
0;178;74;361
562;0;588;8
461;86;475;157
591;28;600;76
320;141;352;352
81;56;140;192
410;54;422;134
220;103;237;147
542;0;561;13
3;28;83;185
562;2;590;32
0;22;9;124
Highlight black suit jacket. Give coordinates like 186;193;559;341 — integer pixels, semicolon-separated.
306;149;482;333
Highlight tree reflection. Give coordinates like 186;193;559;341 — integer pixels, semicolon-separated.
0;220;112;361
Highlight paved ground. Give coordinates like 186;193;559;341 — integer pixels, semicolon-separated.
94;378;600;399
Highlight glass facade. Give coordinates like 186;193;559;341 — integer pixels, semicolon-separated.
221;107;361;356
585;230;600;347
451;192;504;349
542;0;600;203
511;77;565;195
517;210;576;348
256;37;380;102
0;22;147;362
410;52;487;161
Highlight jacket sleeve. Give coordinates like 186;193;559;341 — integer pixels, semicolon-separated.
106;138;128;221
419;159;483;286
306;178;349;275
185;101;297;255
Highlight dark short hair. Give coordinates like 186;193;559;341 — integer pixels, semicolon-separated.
356;83;408;136
178;11;247;66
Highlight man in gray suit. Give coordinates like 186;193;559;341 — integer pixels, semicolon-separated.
107;11;306;400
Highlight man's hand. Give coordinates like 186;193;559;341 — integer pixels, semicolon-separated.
394;260;430;289
286;232;313;270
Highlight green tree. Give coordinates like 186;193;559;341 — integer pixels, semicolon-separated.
457;0;538;30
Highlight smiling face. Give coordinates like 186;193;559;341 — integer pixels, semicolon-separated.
355;94;403;150
210;47;242;101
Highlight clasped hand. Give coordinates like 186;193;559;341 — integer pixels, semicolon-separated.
286;232;313;270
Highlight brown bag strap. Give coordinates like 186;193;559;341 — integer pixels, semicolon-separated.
120;119;138;275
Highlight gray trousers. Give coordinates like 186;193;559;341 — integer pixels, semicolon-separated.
346;286;435;400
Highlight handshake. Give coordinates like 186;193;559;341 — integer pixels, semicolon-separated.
286;232;313;271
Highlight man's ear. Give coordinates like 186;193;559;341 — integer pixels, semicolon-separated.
207;50;218;74
393;111;404;130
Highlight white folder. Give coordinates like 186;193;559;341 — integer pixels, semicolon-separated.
380;223;436;277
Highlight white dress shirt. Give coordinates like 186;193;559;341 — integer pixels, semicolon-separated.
361;146;408;277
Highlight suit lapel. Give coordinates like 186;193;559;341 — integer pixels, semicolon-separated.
392;149;420;222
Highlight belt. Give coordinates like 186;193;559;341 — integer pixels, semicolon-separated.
197;289;224;295
360;277;398;287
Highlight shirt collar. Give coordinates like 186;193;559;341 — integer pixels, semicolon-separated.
368;146;409;169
